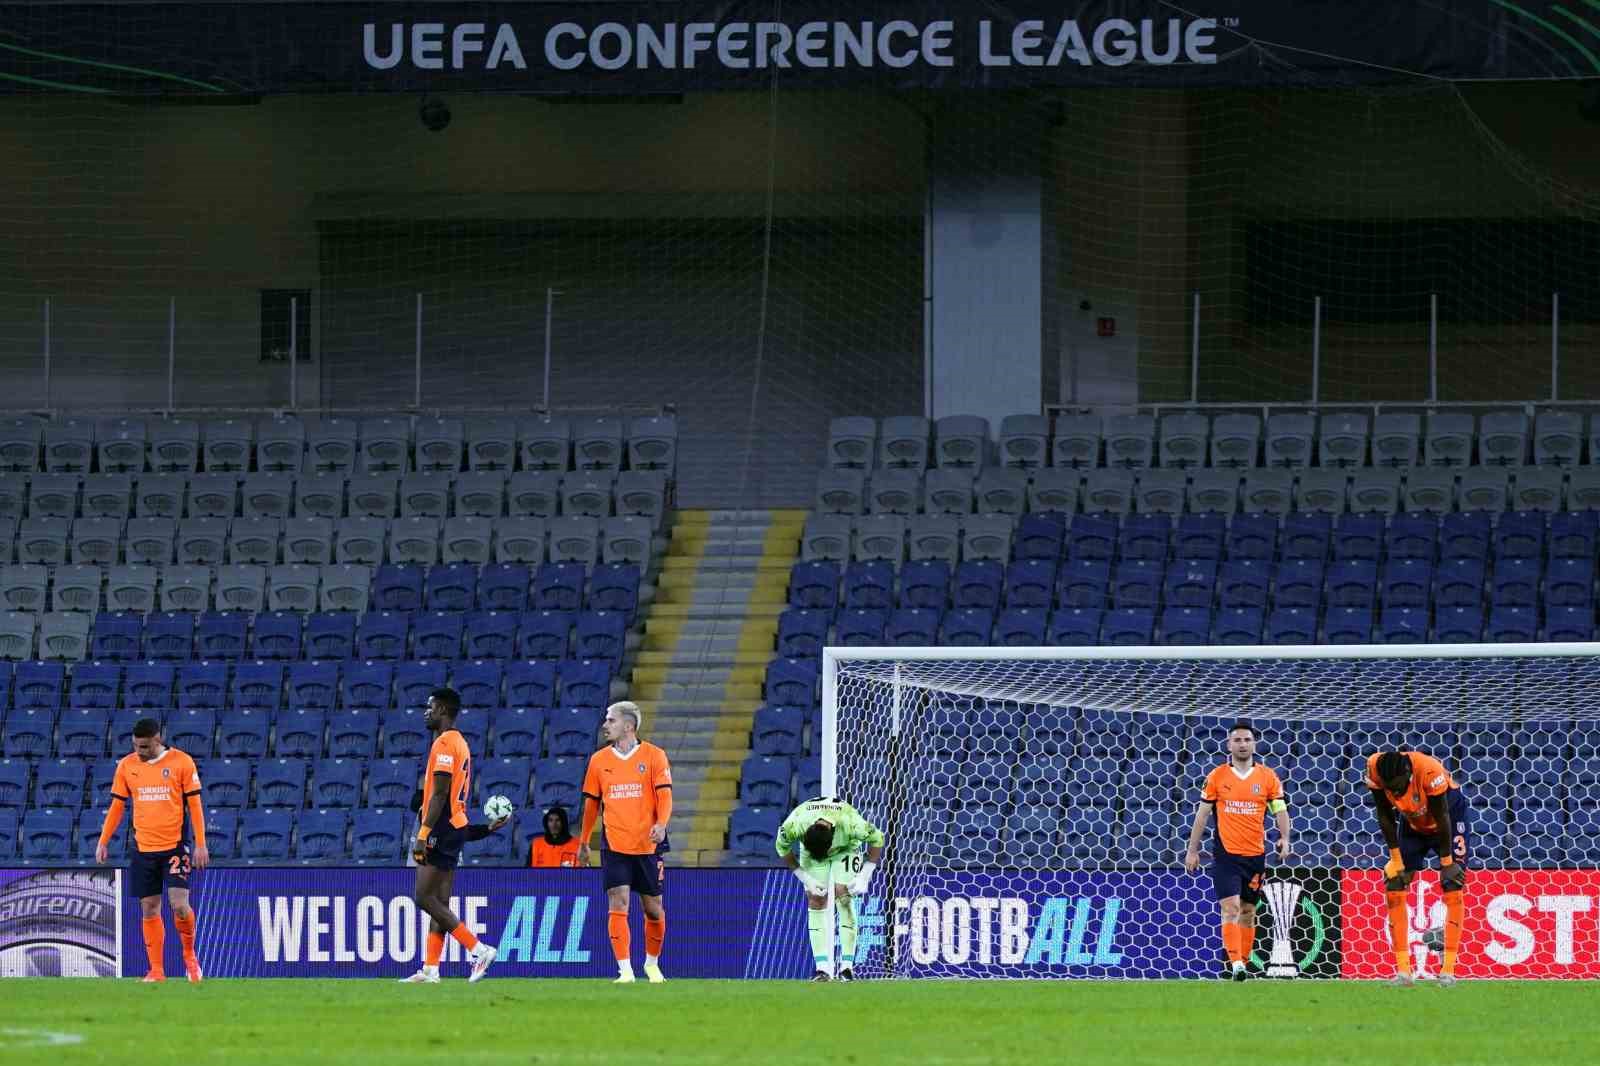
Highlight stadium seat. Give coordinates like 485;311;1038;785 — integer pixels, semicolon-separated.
0;762;27;809
904;515;959;565
304;611;356;660
1486;606;1538;642
4;707;53;758
1377;606;1429;644
328;710;381;760
516;613;571;661
505;660;558;708
1491;558;1542;607
201;759;250;808
319;565;371;612
1219;560;1271;609
728;806;784;855
287;660;339;710
70;521;120;567
1434;606;1484;643
290;808;348;862
886;608;939;646
178;661;227;710
1102;608;1155;645
490;708;546;759
953;561;1003;610
533;756;585;811
1326;561;1377;609
284;518;335;566
310;761;364;809
939;607;994;646
59;706;112;758
1325;607;1373;644
255;759;308;807
43;418;93;474
21;809;74;862
1159;607;1210;646
1265;607;1317;645
240;809;295;861
276;709;326;759
765;658;818;708
18;518;70;566
558;659;611;707
125;662;175;710
411;613;464;660
1112;560;1162;609
266;564;320;613
868;469;920;515
251;611;303;661
588;564;639;619
196;612;247;660
218;708;272;760
394;661;447;708
90;612;143;661
843;561;895;610
1212;607;1264;645
1547;558;1595;608
477;564;531;612
464;613;517;661
1545;606;1595;642
546;708;602;758
1382;559;1432;608
574;612;625;662
1165;561;1217;609
533;563;585;613
335;517;386;565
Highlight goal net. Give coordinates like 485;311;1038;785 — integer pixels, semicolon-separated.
823;643;1600;980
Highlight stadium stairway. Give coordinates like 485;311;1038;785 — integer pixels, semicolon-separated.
629;508;805;864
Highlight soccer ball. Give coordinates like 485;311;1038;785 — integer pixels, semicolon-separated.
484;795;515;822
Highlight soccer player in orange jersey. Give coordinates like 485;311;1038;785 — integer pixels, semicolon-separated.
1368;749;1468;988
399;688;501;984
578;700;673;984
95;717;209;983
1183;721;1291;981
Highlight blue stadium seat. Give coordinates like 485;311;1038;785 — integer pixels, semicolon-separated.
69;661;120;710
329;709;381;760
533;756;585;811
885;608;939;646
78;806;126;859
1218;560;1271;609
939;607;993;646
1377;607;1429;644
477;757;533;810
1385;513;1438;561
1325;607;1373;643
288;661;339;710
1331;514;1383;561
728;805;784;855
1159;607;1210;646
545;707;601;757
352;611;407;661
1493;511;1545;560
339;661;390;711
90;613;143;661
1174;513;1225;561
240;809;295;861
835;609;887;646
1057;560;1112;609
452;660;503;710
1547;605;1596;642
250;612;303;661
310;761;364;808
352;809;405;861
200;759;250;808
588;564;640;619
788;561;839;610
506;660;557;707
365;759;418;808
463;611;517;660
842;561;894;610
1491;557;1542;608
738;756;792;807
1004;560;1055;608
995;608;1047;646
1112;560;1162;608
899;560;949;609
491;707;546;759
1103;608;1155;645
1164;560;1216;608
276;708;325;758
574;611;626;662
218;708;272;759
425;564;477;612
1014;513;1065;561
1547;558;1595;608
765;658;818;708
14;661;64;709
777;609;828;658
124;662;175;710
1435;606;1484;643
196;612;248;660
1065;513;1117;560
533;563;585;612
1212;608;1263;645
1434;559;1485;608
3;707;53;759
294;808;349;862
1326;560;1377;609
178;660;227;710
1281;513;1331;560
21;809;74;862
1265;607;1317;645
0;760;28;809
371;565;424;612
795;756;822;800
1439;511;1491;562
1382;559;1432;609
306;612;357;660
256;759;308;807
411;613;464;660
953;561;1003;610
517;611;572;661
1487;606;1538;642
1550;511;1598;560
1047;607;1102;645
557;659;611;707
143;612;195;662
34;760;84;809
395;661;447;708
752;705;805;757
1225;514;1277;561
1118;514;1170;562
477;563;531;611
58;707;112;758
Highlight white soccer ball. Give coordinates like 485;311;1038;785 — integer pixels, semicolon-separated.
484;795;514;822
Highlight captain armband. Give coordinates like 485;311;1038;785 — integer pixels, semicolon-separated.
1266;799;1288;814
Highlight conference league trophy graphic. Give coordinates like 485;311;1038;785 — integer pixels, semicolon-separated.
1262;879;1304;978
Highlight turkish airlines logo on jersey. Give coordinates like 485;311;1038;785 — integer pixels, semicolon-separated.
1341;869;1600;978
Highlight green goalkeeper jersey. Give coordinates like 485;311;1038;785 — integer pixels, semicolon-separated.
775;797;885;860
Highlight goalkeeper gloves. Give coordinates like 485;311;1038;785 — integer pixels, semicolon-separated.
792;866;825;897
847;861;877;897
1383;848;1406;881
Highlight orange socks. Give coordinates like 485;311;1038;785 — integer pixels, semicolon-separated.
608;911;631;963
1386;890;1412;975
645;916;665;961
424;931;445;967
1238;923;1255;961
142;915;165;977
174;911;197;962
449;925;480;953
1221;921;1241;963
1443;891;1464;976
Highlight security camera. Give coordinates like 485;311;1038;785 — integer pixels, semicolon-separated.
419;96;451;132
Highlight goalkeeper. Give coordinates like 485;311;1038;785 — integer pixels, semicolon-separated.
775;797;885;983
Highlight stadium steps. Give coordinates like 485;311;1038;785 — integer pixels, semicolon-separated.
632;508;803;859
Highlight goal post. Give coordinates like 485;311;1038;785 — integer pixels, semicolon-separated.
821;642;1600;980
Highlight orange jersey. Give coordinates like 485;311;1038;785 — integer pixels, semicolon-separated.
530;837;583;868
582;742;672;855
421;729;472;830
110;747;202;852
1201;762;1284;858
1366;751;1454;834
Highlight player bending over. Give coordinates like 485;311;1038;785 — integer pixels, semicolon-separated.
400;688;502;984
1183;721;1290;981
776;797;885;982
1368;749;1467;988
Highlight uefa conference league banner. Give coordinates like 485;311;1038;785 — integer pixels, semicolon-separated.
0;1;1592;96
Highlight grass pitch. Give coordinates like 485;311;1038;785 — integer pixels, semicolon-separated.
3;978;1598;1065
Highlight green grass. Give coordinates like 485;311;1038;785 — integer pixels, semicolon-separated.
3;979;1599;1065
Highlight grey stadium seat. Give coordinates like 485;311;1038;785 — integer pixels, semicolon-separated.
1158;412;1209;469
400;473;451;518
613;472;668;527
81;475;133;519
0;417;42;473
998;414;1049;470
176;517;228;565
1265;412;1316;469
96;417;147;474
1295;470;1348;515
134;475;186;519
852;516;906;562
1187;470;1239;514
1477;411;1528;467
869;470;922;516
256;417;306;474
1027;469;1079;514
934;415;990;470
216;565;267;612
306;417;359;475
336;517;389;565
70;517;122;566
1104;413;1155;470
1350;469;1402;514
924;470;974;516
518;416;571;472
17;518;69;565
1052;414;1101;470
1082;470;1134;515
492;518;546;565
0;565;47;611
962;516;1012;563
1533;410;1582;466
186;474;239;519
1371;413;1421;468
465;417;517;473
1135;470;1185;515
284;518;334;566
148;419;200;473
295;474;345;520
452;473;506;518
800;514;850;563
27;475;78;519
319;564;371;612
601;516;652;567
228;518;281;565
414;417;464;474
388;517;440;566
0;612;35;659
974;469;1028;515
347;476;398;519
0;518;15;565
814;470;865;516
1318;412;1369;468
907;515;962;565
1458;468;1508;513
51;564;101;613
1242;470;1293;516
626;414;677;472
160;565;212;612
44;417;94;474
0;476;27;519
878;416;931;471
241;474;294;520
826;417;876;470
202;418;254;473
1567;467;1600;512
507;472;562;518
358;416;411;475
39;611;90;661
106;565;157;613
561;473;615;518
125;518;176;566
267;565;319;613
548;517;601;566
441;517;492;565
1401;469;1454;514
1511;467;1563;512
1210;414;1261;469
1424;412;1475;467
574;416;624;473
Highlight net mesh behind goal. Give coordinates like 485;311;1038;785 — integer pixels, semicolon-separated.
826;645;1600;979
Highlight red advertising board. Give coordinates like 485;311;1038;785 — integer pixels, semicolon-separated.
1341;869;1600;978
